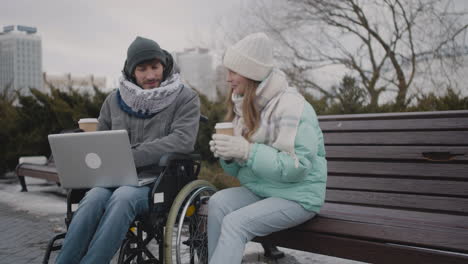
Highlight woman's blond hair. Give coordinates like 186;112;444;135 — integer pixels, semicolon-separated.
225;79;261;140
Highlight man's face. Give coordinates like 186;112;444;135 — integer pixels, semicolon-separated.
134;59;164;89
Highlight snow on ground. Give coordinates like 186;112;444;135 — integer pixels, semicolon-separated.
0;176;365;264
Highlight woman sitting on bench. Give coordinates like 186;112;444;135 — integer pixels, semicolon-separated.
208;32;327;264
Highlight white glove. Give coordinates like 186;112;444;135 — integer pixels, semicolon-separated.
209;139;232;160
212;134;251;161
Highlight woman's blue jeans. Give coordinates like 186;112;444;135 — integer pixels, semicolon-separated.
208;187;316;264
55;185;150;264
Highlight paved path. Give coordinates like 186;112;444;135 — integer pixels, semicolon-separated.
0;202;62;263
0;177;362;264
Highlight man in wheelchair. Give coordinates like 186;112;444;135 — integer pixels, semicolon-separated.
54;36;206;264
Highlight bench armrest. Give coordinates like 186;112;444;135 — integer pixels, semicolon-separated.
18;156;48;165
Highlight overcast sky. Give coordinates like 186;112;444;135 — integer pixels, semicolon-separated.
2;0;467;93
1;0;243;87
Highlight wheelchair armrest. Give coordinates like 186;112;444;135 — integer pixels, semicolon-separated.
149;152;201;212
60;128;84;133
158;152;201;167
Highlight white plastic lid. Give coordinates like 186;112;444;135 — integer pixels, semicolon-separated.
215;122;233;129
78;118;98;124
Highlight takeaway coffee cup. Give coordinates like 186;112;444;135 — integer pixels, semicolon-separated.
215;122;234;136
78;118;98;132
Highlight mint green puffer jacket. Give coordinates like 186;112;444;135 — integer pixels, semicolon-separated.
219;102;327;213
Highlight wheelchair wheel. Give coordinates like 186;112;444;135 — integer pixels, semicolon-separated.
117;222;161;264
117;238;139;264
164;179;217;264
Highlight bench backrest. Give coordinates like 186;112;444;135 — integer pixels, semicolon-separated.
319;110;468;216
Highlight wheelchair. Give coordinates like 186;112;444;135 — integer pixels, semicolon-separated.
42;151;217;264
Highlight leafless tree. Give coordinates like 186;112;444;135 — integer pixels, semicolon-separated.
220;0;467;109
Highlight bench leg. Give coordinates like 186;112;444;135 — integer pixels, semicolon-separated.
18;175;28;192
261;242;285;260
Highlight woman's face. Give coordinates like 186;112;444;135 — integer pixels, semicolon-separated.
134;59;164;89
227;70;249;96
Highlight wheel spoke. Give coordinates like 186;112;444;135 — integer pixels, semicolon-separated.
164;180;217;264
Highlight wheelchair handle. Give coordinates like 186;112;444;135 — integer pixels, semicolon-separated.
200;115;208;123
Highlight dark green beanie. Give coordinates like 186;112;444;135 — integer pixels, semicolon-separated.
123;36;168;78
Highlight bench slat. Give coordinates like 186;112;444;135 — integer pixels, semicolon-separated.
322;203;468;229
18;164;57;174
17;165;59;182
326;145;468;161
326;189;468;214
255;231;468;264
301;216;468;253
324;131;468;145
318;110;468;121
327;176;468;196
320;117;468;131
328;160;468;179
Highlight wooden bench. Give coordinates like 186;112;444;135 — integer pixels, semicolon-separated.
255;110;468;264
16;156;59;192
15;129;82;192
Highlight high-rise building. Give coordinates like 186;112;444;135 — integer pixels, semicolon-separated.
215;64;228;98
43;73;107;95
174;48;218;101
0;25;43;94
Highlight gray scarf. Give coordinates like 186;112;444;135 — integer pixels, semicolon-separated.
118;73;183;116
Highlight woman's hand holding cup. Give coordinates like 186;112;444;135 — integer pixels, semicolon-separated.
211;134;251;161
209;139;231;160
210;122;235;160
210;122;251;161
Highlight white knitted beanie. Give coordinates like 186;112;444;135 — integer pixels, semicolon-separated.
223;32;274;81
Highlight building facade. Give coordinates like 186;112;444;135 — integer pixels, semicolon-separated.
174;48;218;101
43;73;106;95
0;25;43;94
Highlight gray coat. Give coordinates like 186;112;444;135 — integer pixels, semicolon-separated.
97;86;200;170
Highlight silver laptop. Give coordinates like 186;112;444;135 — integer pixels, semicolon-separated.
48;130;155;189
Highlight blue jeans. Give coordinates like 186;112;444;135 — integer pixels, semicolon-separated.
55;185;150;264
207;187;316;264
